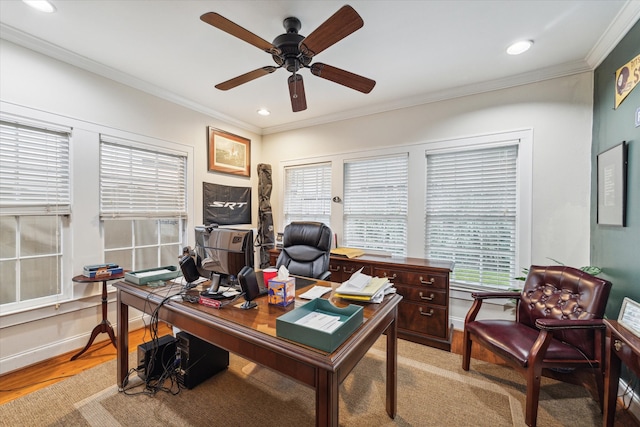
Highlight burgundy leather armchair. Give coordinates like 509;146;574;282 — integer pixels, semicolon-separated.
462;265;612;426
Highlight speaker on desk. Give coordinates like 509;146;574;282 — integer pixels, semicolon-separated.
175;331;229;389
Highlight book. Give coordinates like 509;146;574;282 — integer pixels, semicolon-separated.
335;276;389;297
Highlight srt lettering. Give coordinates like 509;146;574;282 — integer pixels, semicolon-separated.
210;201;248;210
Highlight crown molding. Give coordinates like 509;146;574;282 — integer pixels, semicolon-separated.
0;23;261;135
261;59;593;135
3;3;638;137
585;1;640;69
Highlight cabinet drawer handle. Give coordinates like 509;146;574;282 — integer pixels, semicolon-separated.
420;276;435;285
419;292;434;301
383;272;397;280
329;265;340;272
614;340;622;352
343;267;356;274
419;307;434;317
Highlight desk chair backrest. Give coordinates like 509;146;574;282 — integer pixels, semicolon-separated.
276;221;332;280
518;265;612;358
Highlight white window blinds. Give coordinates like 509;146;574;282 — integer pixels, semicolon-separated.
343;154;408;256
0;116;71;215
425;144;517;288
283;163;331;225
100;137;187;219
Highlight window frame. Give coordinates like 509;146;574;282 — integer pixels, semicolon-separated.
0;113;73;314
423;130;532;292
99;135;189;271
282;162;332;227
277;129;532;293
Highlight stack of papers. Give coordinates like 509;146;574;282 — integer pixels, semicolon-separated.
330;247;365;258
334;268;395;303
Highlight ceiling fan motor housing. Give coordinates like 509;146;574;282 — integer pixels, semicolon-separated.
272;17;311;72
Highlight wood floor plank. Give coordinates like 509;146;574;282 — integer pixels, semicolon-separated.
0;322;173;405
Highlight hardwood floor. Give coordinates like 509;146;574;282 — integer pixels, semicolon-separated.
0;322;173;405
1;326;638;425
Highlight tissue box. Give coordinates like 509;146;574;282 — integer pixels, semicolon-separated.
268;277;295;306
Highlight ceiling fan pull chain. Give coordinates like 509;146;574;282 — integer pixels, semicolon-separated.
292;69;298;99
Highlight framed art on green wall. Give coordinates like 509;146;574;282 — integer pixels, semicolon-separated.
597;141;628;226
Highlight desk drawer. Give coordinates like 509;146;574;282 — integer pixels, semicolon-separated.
374;268;448;290
396;283;447;306
329;260;372;283
613;337;640;374
398;300;448;339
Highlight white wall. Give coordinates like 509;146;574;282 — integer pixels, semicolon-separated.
262;72;595;328
0;39;262;373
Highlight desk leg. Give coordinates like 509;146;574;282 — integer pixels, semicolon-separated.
70;280;117;361
604;330;621;427
316;368;339;427
116;289;129;390
386;307;398;419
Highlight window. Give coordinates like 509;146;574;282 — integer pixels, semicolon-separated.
100;136;187;270
0;116;71;311
343;154;408;256
283;163;331;226
425;142;518;289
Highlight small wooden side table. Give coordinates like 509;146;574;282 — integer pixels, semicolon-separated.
603;319;640;426
70;272;125;361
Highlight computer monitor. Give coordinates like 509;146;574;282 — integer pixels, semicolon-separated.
194;226;254;288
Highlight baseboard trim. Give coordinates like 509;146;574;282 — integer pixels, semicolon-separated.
0;315;148;375
618;377;640;422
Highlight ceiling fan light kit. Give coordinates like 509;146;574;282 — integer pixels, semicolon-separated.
201;5;376;112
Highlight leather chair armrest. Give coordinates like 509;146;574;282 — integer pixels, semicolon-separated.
535;318;606;331
318;271;331;281
471;291;521;300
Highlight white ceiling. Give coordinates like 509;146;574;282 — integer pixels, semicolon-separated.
1;1;639;135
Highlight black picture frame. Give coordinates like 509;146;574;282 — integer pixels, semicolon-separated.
597;141;628;226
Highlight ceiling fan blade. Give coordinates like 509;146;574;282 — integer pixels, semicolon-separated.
310;63;376;94
288;74;307;112
299;5;363;57
201;12;281;55
215;66;278;91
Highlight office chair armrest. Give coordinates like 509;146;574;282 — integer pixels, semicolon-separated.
535;318;606;331
465;292;521;324
471;291;521;301
318;271;331;281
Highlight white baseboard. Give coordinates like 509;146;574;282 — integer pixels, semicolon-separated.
618;377;640;421
0;315;148;375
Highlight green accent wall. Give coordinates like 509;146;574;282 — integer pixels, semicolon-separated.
592;20;640;319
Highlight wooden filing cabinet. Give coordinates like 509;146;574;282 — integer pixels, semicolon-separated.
269;249;454;350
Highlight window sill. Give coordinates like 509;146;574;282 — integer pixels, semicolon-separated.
449;282;519;308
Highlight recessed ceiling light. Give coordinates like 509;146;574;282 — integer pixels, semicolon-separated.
257;108;270;116
22;0;56;13
507;40;533;55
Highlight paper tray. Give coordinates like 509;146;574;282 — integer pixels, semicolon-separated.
276;298;364;353
124;265;180;285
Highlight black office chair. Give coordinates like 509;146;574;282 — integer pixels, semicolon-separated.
276;221;332;280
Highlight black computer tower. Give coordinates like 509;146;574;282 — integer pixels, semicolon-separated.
176;331;229;389
137;334;177;381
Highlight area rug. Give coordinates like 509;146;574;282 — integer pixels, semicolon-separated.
0;338;603;426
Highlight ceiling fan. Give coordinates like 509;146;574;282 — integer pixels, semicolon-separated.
200;5;376;112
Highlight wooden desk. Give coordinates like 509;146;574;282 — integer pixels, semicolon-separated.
604;319;640;426
270;249;454;350
114;279;402;427
70;272;124;360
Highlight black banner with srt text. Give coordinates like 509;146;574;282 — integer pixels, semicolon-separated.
203;182;251;225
